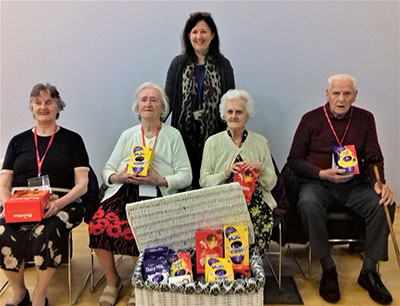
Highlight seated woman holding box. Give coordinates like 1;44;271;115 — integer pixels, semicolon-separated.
0;83;90;306
89;81;192;306
199;89;277;253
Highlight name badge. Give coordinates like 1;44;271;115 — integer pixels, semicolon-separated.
27;174;52;192
139;185;157;198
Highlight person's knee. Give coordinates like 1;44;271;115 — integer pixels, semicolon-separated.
297;193;325;215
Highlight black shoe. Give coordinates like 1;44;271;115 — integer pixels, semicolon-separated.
319;268;340;303
4;289;31;306
358;270;392;305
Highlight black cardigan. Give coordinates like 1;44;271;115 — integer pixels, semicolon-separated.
164;54;235;130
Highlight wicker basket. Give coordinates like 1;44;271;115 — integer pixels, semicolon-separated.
126;183;265;306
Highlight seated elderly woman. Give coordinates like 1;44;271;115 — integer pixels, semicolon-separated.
200;89;277;252
89;82;192;306
0;83;89;306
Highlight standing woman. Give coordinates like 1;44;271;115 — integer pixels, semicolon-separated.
89;82;191;306
200;89;277;252
0;83;89;306
165;12;235;189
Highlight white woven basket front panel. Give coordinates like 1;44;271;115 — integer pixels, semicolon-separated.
135;288;263;306
132;251;265;303
126;183;255;252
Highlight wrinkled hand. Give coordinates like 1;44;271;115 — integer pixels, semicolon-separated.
111;165;166;186
43;194;60;218
110;165;132;184
236;161;262;171
374;183;395;206
225;161;262;178
127;168;166;186
319;168;354;184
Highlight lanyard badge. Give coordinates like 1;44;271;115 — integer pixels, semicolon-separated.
27;125;57;192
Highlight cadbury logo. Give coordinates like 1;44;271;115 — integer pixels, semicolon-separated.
13;213;33;218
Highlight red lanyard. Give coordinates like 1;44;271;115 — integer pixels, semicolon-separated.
141;123;161;151
227;129;245;148
323;105;353;146
34;125;57;176
238;137;243;148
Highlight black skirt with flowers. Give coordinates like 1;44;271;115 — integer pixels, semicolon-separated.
89;184;154;256
0;201;83;272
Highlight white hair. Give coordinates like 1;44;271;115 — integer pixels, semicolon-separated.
328;74;358;91
132;81;170;120
219;89;255;121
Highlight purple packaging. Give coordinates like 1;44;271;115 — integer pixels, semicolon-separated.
333;145;359;175
144;246;170;260
167;252;180;266
142;258;170;284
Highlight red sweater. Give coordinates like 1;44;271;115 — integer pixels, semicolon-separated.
287;103;385;184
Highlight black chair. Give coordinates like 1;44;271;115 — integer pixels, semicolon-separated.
267;163;366;282
265;159;307;290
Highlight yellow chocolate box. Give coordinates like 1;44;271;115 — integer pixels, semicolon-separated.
127;145;154;176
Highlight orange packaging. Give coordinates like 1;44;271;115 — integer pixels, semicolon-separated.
233;167;259;203
195;230;223;274
4;190;50;223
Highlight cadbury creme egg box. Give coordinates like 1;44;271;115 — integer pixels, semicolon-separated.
127;145;153;176
205;257;234;282
224;225;249;267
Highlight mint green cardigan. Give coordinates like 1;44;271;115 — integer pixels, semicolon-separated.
200;130;277;210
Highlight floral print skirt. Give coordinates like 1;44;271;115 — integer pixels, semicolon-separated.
228;155;274;253
248;182;274;252
89;184;149;256
0;201;84;272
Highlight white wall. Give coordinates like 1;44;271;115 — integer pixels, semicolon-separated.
1;1;399;199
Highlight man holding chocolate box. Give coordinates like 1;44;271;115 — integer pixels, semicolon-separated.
287;74;395;305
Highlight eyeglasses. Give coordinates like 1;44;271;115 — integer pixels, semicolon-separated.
190;12;211;18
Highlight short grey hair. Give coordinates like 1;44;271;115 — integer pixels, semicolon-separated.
219;89;255;121
29;83;65;119
328;74;358;91
132;81;170;121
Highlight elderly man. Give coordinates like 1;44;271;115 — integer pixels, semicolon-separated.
287;74;395;304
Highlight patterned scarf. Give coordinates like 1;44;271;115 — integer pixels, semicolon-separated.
179;57;222;149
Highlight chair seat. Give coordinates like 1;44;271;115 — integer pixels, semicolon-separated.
327;207;365;240
327;206;362;220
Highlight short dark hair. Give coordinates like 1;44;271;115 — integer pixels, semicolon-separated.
29;83;65;119
182;12;221;63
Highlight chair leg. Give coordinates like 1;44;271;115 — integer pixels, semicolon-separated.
68;231;72;304
0;280;9;295
287;244;308;279
73;248;124;304
73;249;95;304
308;242;312;278
90;248;95;292
278;221;282;290
264;221;283;291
